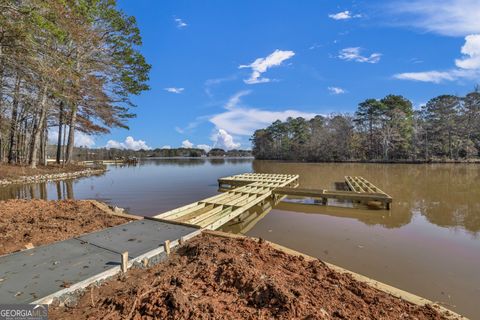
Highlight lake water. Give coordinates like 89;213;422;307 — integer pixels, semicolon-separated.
1;159;479;318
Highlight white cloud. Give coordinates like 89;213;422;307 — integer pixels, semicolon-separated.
174;127;184;134
48;129;95;148
196;144;212;152
394;71;456;83
174;18;187;29
239;49;295;84
455;34;480;69
212;129;240;150
164;87;184;94
328;86;347;95
388;0;480;37
161;145;171;149
204;75;237;97
181;139;194;148
338;47;382;63
328;10;361;20
394;34;480;83
76;133;96;148
106;136;151;151
209;91;316;136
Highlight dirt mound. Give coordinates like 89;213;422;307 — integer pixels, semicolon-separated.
0;199;131;255
50;234;456;319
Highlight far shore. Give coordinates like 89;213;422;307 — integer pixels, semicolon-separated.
252;158;480;164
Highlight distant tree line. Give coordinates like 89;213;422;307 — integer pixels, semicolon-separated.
51;146;253;161
252;90;480;162
0;0;150;167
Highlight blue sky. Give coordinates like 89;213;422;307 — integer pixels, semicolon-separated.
84;0;480;151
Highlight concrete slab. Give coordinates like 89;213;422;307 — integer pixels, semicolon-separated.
76;219;198;258
0;239;118;304
0;220;199;304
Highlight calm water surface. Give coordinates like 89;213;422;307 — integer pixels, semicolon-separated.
1;159;479;318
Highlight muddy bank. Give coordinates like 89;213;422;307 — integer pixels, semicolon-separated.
50;234;458;320
0;163;106;186
0;199;132;255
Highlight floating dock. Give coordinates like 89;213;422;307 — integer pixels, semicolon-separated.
154;173;392;231
274;175;392;209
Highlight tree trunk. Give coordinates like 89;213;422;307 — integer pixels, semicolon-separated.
40;122;47;166
29;84;48;168
56;101;64;163
62;122;67;164
8;75;21;164
65;105;77;164
0;55;4;163
65;49;82;165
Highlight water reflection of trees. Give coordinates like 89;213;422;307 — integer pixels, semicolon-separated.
0;179;75;201
142;158;253;167
253;161;480;235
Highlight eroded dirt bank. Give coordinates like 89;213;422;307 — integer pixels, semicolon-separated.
0;199;131;255
50;234;457;320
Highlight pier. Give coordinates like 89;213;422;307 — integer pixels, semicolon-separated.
154;173;392;231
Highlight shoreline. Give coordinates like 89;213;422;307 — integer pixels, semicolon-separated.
252;158;480;164
0;166;106;186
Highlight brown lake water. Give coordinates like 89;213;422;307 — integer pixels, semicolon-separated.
1;159;479;318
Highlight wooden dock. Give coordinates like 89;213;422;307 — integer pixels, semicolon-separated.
153;173;391;230
154;173;299;230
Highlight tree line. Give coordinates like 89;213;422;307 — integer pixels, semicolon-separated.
0;0;150;167
252;90;480;162
53;146;253;161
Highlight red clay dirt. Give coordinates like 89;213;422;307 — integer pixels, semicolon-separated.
0;199;131;255
50;234;457;320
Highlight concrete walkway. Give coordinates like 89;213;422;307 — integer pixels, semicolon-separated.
0;219;199;304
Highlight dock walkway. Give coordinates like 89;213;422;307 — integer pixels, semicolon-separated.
0;219;199;304
154;173;299;230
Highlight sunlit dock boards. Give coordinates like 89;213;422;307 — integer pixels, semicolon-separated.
154;173;299;230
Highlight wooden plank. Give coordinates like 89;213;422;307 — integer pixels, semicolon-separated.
186;205;226;225
175;204;216;223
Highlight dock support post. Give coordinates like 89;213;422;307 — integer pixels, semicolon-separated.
164;240;171;256
121;252;128;273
